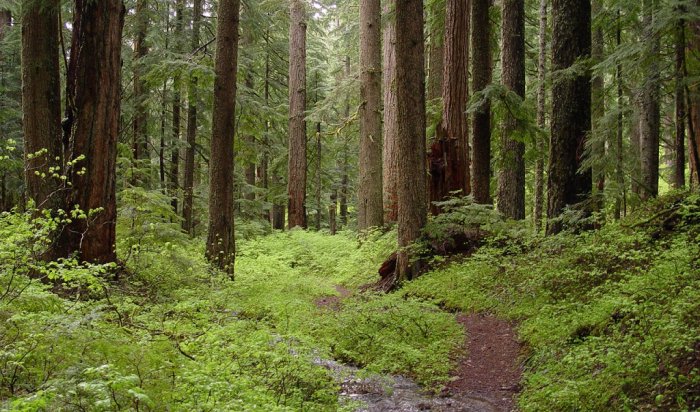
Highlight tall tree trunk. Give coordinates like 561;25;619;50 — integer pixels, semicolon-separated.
688;4;700;189
329;190;337;234
315;122;322;230
288;0;307;229
339;56;350;227
60;0;125;263
639;0;660;200
471;0;492;205
547;0;591;235
614;9;626;218
160;80;167;186
429;0;470;215
272;176;286;229
21;0;62;211
132;0;149;165
358;0;384;230
497;0;525;220
674;11;686;189
396;0;427;281
170;0;184;213
206;0;240;277
591;1;605;211
183;0;202;234
426;1;444;102
534;0;547;230
383;0;399;223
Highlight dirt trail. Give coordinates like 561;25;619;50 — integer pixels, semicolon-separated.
315;286;524;412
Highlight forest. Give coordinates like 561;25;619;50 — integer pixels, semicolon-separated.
0;0;699;410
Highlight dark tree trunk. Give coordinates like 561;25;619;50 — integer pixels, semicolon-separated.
547;0;591;235
132;0;149;165
614;9;626;218
471;0;492;205
534;0;547;230
329;190;337;234
183;0;202;234
427;1;444;102
689;3;700;189
591;1;605;211
497;0;525;220
639;0;660;200
60;0;125;263
288;0;307;229
170;0;185;213
358;0;384;230
21;0;62;211
206;0;240;277
314;122;323;230
396;0;427;281
674;12;686;189
429;0;470;215
383;0;399;223
340;55;350;227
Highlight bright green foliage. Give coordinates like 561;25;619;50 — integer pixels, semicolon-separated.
405;193;700;410
1;202;464;410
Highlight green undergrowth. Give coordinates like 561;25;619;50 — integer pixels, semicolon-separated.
404;193;700;411
0;205;462;411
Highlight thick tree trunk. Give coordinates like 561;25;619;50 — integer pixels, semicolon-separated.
396;0;427;281
674;13;686;189
183;0;202;234
358;0;384;230
382;0;399;223
547;0;591;235
21;0;62;211
639;0;660;200
60;0;125;263
288;0;307;229
471;0;492;205
132;0;149;164
429;0;470;215
206;0;239;277
534;0;547;230
497;0;525;220
689;6;700;189
170;0;184;213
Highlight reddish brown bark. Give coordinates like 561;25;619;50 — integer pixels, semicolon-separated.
183;0;202;234
287;0;307;229
60;0;125;263
429;0;470;215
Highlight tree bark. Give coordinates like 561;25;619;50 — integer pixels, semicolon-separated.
534;0;547;230
591;0;605;211
382;0;399;223
358;0;384;230
639;0;660;200
340;55;350;227
170;0;185;213
471;0;492;205
21;0;62;211
429;0;470;215
183;0;202;234
60;0;125;263
396;0;427;281
315;122;322;230
497;0;525;220
427;1;444;102
674;12;686;189
688;2;700;189
288;0;307;229
206;0;240;277
329;190;337;234
547;0;591;235
614;9;626;218
132;0;149;164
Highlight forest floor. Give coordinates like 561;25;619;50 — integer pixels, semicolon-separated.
2;193;699;411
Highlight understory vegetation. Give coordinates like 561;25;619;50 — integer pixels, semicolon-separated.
1;193;699;411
